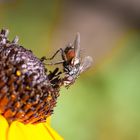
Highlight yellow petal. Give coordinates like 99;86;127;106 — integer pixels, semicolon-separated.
0;114;63;140
46;116;51;125
8;121;28;140
0;115;9;140
8;121;63;140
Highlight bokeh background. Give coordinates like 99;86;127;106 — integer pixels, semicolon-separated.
0;0;140;140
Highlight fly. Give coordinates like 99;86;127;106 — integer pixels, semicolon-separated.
41;33;93;88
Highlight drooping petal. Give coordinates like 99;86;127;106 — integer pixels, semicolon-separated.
43;123;64;140
0;115;9;140
46;117;51;125
8;121;28;140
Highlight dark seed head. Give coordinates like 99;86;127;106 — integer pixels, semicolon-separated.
0;29;60;124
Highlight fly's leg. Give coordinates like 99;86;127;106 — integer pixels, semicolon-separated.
44;60;64;65
41;48;64;61
41;48;67;65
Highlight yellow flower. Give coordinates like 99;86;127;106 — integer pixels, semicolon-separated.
0;29;64;140
0;115;63;140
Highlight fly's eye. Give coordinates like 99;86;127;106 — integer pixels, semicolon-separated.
66;50;75;61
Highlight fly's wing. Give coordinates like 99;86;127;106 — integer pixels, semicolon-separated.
79;56;93;74
74;32;81;59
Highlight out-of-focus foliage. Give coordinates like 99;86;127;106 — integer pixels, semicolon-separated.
0;0;60;56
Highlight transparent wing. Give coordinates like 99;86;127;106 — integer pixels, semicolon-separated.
79;56;93;73
74;32;81;59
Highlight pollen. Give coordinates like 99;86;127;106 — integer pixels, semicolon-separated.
16;70;21;76
26;86;30;90
47;94;52;101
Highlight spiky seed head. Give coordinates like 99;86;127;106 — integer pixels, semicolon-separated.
0;29;60;124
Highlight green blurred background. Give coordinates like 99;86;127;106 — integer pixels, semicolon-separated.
0;0;140;140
